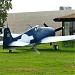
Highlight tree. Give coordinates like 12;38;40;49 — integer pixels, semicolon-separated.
0;0;12;27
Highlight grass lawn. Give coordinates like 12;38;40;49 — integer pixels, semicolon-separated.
0;42;75;75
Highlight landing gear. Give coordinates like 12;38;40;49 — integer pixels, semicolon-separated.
50;42;52;45
33;46;40;54
9;50;12;53
53;44;59;50
8;48;15;53
31;44;40;54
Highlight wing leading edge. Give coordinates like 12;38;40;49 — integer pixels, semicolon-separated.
40;35;75;43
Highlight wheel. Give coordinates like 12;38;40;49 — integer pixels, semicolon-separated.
54;44;59;50
50;43;52;45
9;50;12;53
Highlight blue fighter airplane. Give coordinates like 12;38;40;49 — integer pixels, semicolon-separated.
0;25;75;54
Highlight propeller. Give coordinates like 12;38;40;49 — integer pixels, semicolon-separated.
43;23;62;32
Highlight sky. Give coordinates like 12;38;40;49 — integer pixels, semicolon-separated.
8;0;75;13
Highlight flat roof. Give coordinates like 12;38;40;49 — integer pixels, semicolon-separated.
54;13;75;22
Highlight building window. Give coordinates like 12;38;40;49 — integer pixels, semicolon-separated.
72;22;75;35
63;22;75;35
64;22;70;35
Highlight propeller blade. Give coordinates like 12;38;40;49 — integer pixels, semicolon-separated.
28;24;32;28
55;27;63;32
43;23;48;27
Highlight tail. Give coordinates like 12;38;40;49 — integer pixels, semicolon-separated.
3;27;13;49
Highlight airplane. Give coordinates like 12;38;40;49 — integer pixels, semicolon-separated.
0;25;75;54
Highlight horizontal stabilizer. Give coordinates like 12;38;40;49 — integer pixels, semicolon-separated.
0;41;3;46
9;41;29;46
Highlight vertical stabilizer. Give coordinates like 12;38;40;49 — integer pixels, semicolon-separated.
3;28;13;49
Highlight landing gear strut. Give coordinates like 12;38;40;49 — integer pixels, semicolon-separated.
31;44;40;54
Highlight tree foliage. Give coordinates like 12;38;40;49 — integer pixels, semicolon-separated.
0;0;12;27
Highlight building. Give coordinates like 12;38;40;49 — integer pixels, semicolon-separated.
4;10;75;47
54;13;75;47
60;6;72;10
6;10;75;35
54;13;75;35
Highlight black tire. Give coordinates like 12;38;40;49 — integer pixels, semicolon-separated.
54;44;59;50
9;50;12;53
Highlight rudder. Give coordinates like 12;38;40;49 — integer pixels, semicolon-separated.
3;28;13;49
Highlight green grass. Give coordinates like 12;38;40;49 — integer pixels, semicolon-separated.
0;42;75;75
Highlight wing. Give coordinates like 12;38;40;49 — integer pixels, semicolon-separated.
40;35;75;43
9;41;29;46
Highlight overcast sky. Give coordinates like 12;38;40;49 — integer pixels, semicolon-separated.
8;0;75;13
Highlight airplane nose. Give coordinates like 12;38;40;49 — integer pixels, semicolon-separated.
47;27;55;31
48;27;55;36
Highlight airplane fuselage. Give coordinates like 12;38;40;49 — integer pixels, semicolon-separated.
3;26;55;49
2;25;75;53
25;27;55;44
